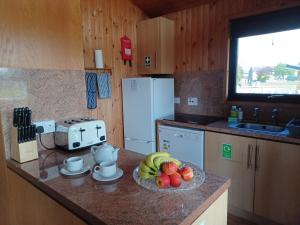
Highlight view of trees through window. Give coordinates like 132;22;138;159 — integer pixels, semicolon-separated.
236;29;300;95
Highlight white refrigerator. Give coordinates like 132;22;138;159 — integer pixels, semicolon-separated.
122;78;174;155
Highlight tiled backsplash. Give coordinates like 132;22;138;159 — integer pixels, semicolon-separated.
174;70;228;117
0;68;88;158
1;68;299;159
173;70;300;124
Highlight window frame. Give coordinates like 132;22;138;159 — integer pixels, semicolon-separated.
227;6;300;103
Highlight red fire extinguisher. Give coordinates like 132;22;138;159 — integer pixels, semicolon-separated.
120;35;133;66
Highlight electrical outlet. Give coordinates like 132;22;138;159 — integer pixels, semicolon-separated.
187;97;198;106
34;120;55;134
174;97;180;104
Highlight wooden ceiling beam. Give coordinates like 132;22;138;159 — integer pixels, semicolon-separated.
131;0;215;17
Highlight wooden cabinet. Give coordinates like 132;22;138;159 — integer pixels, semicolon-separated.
137;17;175;74
192;190;228;225
254;140;300;225
7;169;86;225
205;131;300;225
205;131;256;213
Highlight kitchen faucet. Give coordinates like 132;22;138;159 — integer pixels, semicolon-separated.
271;108;279;125
253;107;260;122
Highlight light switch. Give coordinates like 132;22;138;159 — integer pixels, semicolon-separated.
174;97;180;104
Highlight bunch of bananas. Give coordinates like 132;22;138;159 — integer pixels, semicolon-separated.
139;152;181;179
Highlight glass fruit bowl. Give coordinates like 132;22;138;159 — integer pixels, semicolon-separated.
132;162;205;192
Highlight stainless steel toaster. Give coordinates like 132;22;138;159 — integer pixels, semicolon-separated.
54;118;106;150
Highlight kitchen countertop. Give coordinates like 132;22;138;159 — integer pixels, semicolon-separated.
157;119;300;145
7;149;230;225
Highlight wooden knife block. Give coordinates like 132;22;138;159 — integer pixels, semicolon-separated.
10;127;38;163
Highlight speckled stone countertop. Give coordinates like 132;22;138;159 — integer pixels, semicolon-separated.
7;149;230;225
157;120;300;145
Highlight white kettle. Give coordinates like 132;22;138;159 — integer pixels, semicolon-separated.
91;143;119;164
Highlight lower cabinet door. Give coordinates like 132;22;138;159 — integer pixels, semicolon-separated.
7;169;87;225
254;140;300;225
192;190;228;225
205;131;256;213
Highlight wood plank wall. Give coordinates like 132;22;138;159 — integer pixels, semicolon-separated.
165;0;300;73
0;116;10;225
80;0;146;147
0;0;84;70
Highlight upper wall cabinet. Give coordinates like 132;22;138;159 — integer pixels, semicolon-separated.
137;17;175;75
0;0;84;70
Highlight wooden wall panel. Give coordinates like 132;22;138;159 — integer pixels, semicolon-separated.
0;0;84;70
0;116;10;225
165;0;300;73
81;0;146;147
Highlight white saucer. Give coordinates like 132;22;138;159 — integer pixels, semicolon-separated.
60;165;90;176
92;168;123;182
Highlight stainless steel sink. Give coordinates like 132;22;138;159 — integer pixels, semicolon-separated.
233;122;286;133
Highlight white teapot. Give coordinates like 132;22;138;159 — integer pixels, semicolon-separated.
91;143;119;164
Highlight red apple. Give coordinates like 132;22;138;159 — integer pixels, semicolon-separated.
156;173;170;188
162;162;178;175
169;172;182;187
179;166;194;181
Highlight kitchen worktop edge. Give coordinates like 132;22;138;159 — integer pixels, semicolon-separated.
6;149;230;225
157;120;300;145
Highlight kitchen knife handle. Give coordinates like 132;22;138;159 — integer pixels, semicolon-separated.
17;109;22;127
31;125;36;140
28;125;32;141
20;127;24;143
20;108;24;127
21;108;26;126
24;126;28;142
24;111;28;126
27;126;31;142
27;110;32;126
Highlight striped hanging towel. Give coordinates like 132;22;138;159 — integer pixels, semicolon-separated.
85;72;97;109
97;72;111;99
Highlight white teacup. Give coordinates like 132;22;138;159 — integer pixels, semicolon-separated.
93;161;116;178
63;156;84;172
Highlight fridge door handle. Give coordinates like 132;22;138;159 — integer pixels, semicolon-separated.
125;137;152;144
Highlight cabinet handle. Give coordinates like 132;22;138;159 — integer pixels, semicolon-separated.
247;144;253;169
255;145;260;171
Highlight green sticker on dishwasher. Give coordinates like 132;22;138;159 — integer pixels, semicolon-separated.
222;144;232;160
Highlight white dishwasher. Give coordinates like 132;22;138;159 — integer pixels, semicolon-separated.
158;125;204;170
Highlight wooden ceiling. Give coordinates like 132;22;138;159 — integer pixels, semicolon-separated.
131;0;214;17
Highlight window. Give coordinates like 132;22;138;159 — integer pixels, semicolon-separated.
228;7;300;103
